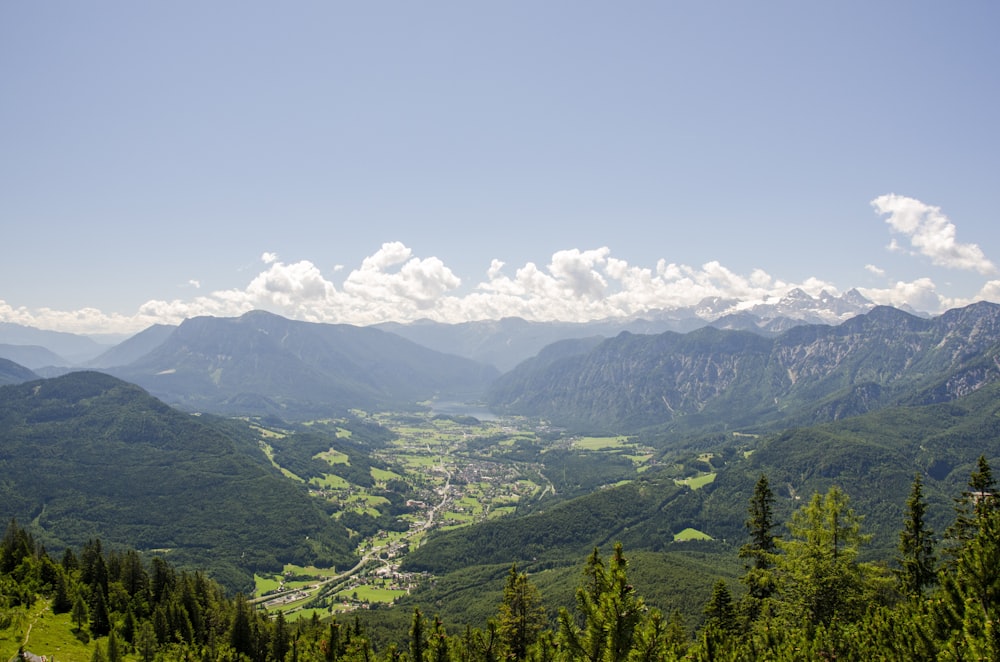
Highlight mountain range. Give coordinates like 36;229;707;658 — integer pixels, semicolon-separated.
2;295;1000;624
103;310;499;419
487;302;1000;435
0;288;876;374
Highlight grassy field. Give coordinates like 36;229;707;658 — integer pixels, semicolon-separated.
333;584;407;605
674;527;713;541
675;472;717;490
0;602;130;662
573;435;629;450
316;449;350;465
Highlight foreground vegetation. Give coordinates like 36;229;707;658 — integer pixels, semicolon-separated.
4;458;999;661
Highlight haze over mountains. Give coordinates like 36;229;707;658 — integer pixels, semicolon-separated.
1;288;877;375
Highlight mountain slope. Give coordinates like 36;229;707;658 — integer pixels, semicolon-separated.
377;290;876;371
406;379;1000;585
488;302;1000;434
87;322;177;368
0;357;37;385
109;310;499;418
0;371;356;590
0;343;68;370
0;321;110;363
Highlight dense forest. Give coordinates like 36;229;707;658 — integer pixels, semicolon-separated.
4;459;999;661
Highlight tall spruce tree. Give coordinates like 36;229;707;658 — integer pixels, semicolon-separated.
497;564;547;661
896;473;937;596
739;474;777;623
410;607;427;662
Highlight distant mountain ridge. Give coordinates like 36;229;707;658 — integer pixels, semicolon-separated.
0;343;66;370
0;321;111;364
107;310;499;418
0;357;37;385
1;288;878;374
378;288;877;370
487;301;1000;434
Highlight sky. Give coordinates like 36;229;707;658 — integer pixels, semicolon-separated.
2;2;999;336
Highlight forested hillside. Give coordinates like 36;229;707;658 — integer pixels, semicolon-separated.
4;460;1000;660
0;358;36;386
0;372;357;591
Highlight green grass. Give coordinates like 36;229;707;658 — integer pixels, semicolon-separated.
573;436;629;450
2;602;130;662
255;573;283;594
334;585;407;604
311;473;350;489
315;449;350;465
674;472;717;490
674;527;713;541
371;466;401;481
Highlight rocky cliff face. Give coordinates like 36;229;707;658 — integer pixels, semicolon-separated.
487;301;1000;433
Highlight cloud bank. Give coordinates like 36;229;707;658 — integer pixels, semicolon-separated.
2;196;998;335
872;194;996;275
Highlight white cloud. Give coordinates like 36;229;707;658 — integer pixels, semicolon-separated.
4;235;1000;336
871;194;996;274
976;280;1000;303
188;279;201;289
865;264;885;277
858;278;953;312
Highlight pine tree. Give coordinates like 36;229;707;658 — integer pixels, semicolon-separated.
106;626;122;662
774;486;871;626
272;610;291;662
229;593;254;659
410;607;427;662
71;593;89;632
497;564;547;661
896;473;937;596
136;620;158;662
429;615;449;662
52;569;73;614
557;543;651;662
739;474;777;623
89;586;111;637
703;580;737;633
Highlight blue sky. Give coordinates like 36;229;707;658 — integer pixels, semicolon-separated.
2;2;999;334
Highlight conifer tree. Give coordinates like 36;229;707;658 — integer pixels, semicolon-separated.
497;564;547;661
229;593;254;659
774;486;871;626
410;607;427;662
136;620;158;662
739;474;777;623
272;609;291;662
429;615;450;662
106;626;122;662
703;580;737;634
71;592;89;632
89;585;111;636
896;473;937;596
558;543;650;662
52;569;73;614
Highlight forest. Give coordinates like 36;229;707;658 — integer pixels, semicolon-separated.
3;458;998;661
